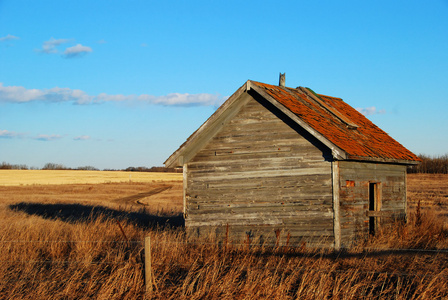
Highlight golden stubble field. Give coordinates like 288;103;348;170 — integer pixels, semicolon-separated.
407;173;448;215
0;171;447;299
0;170;183;214
0;169;182;186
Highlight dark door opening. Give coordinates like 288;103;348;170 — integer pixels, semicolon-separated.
369;182;380;235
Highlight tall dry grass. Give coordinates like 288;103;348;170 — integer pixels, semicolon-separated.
1;176;448;299
1;206;448;299
0;212;146;299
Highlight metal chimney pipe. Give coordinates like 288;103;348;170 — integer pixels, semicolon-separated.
279;73;285;87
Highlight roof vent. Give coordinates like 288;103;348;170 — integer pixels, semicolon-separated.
279;73;285;87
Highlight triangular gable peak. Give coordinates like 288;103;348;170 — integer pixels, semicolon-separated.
165;80;420;167
165;82;250;167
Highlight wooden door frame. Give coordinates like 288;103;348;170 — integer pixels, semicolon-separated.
368;181;382;235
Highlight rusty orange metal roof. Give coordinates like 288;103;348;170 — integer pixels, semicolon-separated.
250;81;420;163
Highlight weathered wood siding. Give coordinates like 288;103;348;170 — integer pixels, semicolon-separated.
185;94;334;247
338;161;407;247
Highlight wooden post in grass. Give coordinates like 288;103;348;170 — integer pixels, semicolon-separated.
145;236;153;294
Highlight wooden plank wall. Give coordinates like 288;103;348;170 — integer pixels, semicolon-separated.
185;95;334;247
338;161;407;247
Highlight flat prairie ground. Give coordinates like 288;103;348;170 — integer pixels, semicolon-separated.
0;170;183;216
0;169;182;186
407;173;448;222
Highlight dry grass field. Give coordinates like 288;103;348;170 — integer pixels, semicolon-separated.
0;171;447;299
407;173;448;217
0;169;182;186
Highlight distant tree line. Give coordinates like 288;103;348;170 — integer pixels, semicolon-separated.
0;162;100;171
40;163;100;171
0;162;32;170
41;163;74;170
407;154;448;174
0;161;181;173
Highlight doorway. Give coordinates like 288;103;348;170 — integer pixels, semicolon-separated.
369;182;381;235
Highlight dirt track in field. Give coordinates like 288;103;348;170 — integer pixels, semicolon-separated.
112;185;173;206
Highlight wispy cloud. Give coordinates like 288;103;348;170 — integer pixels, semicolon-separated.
0;34;19;42
356;106;386;116
36;38;92;58
34;134;63;141
37;37;72;54
96;93;135;102
63;44;92;58
1;128;71;142
0;129;24;138
0;83;226;107
137;93;227;106
74;135;91;141
0;83;93;103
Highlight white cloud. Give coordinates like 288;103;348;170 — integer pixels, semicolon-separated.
45;87;93;103
63;44;92;58
137;93;227;107
356;106;386;116
96;93;135;102
34;134;63;141
36;38;92;58
0;82;226;107
0;129;24;138
74;135;91;141
37;37;72;54
0;83;93;104
0;34;19;42
1;129;68;141
0;83;44;102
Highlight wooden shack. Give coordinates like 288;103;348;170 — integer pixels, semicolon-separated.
165;78;420;249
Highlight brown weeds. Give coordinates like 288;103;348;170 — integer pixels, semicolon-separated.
0;176;448;299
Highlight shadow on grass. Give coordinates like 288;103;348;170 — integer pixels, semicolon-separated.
9;202;184;230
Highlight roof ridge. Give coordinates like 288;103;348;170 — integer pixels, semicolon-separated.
298;87;359;130
316;93;343;101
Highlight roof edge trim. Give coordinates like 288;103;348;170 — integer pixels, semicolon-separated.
346;155;421;165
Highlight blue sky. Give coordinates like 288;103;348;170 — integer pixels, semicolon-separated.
1;0;447;169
